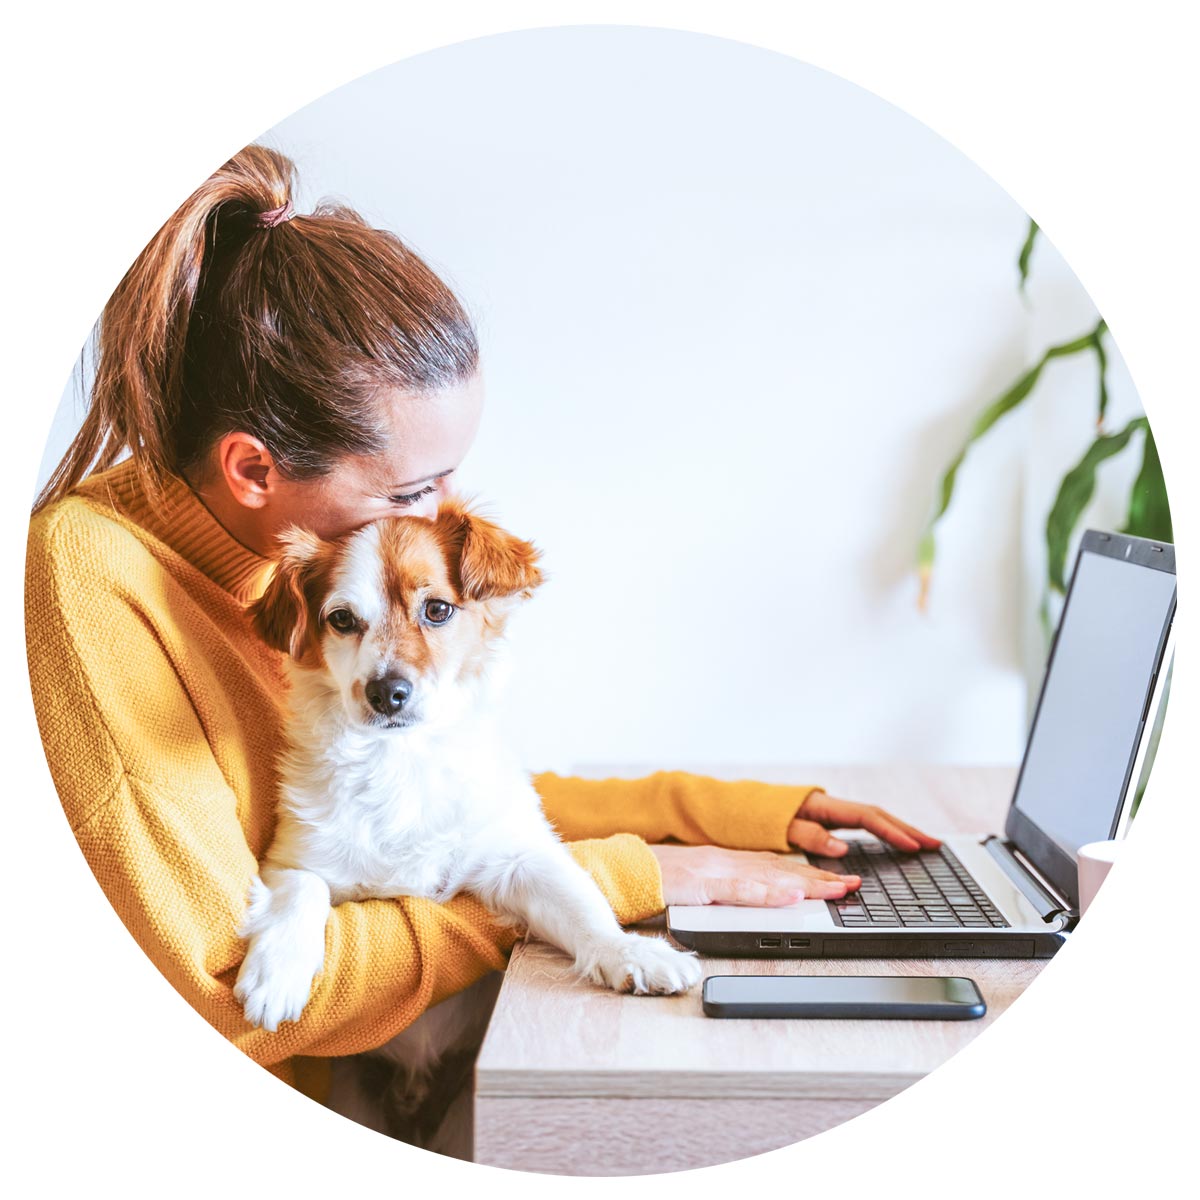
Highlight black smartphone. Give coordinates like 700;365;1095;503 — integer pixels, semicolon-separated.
702;974;986;1020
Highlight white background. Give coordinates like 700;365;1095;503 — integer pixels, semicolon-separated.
35;26;1149;774
6;2;1196;1196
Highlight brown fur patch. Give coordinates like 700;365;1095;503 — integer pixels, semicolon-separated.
249;530;339;666
433;498;544;601
373;520;458;676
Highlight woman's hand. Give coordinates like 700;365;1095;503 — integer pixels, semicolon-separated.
787;791;942;857
648;844;860;906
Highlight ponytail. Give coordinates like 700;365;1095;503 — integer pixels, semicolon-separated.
35;144;478;513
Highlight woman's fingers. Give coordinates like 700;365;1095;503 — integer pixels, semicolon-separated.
701;870;855;906
766;855;858;885
699;877;806;907
786;817;850;856
794;875;860;901
719;854;860;904
649;844;861;907
852;808;941;851
795;793;942;851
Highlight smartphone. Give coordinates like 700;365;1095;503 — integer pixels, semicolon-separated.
702;974;986;1020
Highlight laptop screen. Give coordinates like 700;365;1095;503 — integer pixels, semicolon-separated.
1008;533;1175;902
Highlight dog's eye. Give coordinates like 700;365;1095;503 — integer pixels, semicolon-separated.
327;609;358;634
424;599;455;625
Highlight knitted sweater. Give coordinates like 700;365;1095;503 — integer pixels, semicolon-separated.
24;460;820;1087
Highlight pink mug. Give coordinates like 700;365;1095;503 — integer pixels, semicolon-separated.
1077;840;1122;917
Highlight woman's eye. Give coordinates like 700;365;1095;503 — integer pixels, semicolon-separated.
424;599;455;625
389;484;438;507
327;609;358;634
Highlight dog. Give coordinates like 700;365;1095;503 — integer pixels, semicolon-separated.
233;499;701;1130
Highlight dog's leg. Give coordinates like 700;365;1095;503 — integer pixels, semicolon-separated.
233;864;331;1031
466;836;702;996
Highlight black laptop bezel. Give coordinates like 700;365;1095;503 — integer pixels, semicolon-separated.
1004;529;1176;912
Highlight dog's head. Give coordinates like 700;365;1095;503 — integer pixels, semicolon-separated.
249;498;543;731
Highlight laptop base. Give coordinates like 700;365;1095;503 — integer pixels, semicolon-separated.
668;927;1069;959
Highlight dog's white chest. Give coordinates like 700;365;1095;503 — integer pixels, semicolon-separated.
277;722;519;905
323;792;464;902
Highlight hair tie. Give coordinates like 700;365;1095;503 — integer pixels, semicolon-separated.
252;201;294;229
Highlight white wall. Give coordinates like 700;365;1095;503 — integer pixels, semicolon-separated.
36;26;1146;776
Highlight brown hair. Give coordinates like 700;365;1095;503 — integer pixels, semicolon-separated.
34;143;478;513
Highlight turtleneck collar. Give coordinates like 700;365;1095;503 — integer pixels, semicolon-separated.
73;459;275;606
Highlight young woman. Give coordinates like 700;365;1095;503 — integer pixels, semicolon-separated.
25;144;939;1113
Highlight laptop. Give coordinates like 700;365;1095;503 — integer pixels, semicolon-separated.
666;529;1176;960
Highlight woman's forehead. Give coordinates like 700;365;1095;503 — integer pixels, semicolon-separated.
372;377;485;479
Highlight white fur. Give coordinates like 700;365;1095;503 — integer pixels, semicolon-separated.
234;523;701;1040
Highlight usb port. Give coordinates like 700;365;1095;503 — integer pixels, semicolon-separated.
758;936;782;948
788;937;811;948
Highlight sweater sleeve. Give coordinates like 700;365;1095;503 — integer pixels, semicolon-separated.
533;770;826;852
25;508;664;1067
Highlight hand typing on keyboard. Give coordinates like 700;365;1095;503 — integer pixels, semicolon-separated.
648;792;943;911
786;792;942;857
809;839;1010;929
649;844;862;906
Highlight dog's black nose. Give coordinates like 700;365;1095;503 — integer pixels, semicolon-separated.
365;675;413;715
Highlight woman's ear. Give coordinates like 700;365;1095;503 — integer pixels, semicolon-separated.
247;527;326;659
215;431;277;510
435;498;544;602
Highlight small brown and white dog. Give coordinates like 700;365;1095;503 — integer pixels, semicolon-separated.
233;499;701;1046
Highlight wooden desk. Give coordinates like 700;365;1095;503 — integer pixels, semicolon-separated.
473;765;1047;1175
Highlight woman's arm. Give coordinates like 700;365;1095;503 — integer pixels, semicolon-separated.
534;776;943;858
533;770;823;851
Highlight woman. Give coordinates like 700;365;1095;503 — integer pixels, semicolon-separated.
25;144;938;1120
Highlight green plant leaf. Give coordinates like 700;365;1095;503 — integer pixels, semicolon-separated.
1122;422;1172;542
1017;218;1039;294
1046;416;1146;592
917;318;1107;606
1038;587;1053;651
1093;327;1109;428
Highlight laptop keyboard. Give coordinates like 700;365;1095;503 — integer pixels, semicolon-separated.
811;839;1010;928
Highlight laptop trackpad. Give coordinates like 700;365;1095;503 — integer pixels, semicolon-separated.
667;899;835;933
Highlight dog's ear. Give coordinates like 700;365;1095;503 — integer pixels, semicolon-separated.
248;526;326;659
435;498;544;602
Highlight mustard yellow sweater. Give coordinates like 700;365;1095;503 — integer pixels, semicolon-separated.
24;460;820;1087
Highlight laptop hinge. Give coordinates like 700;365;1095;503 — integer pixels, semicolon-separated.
983;836;1072;922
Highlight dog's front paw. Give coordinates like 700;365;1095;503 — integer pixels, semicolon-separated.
233;928;325;1033
579;933;703;995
